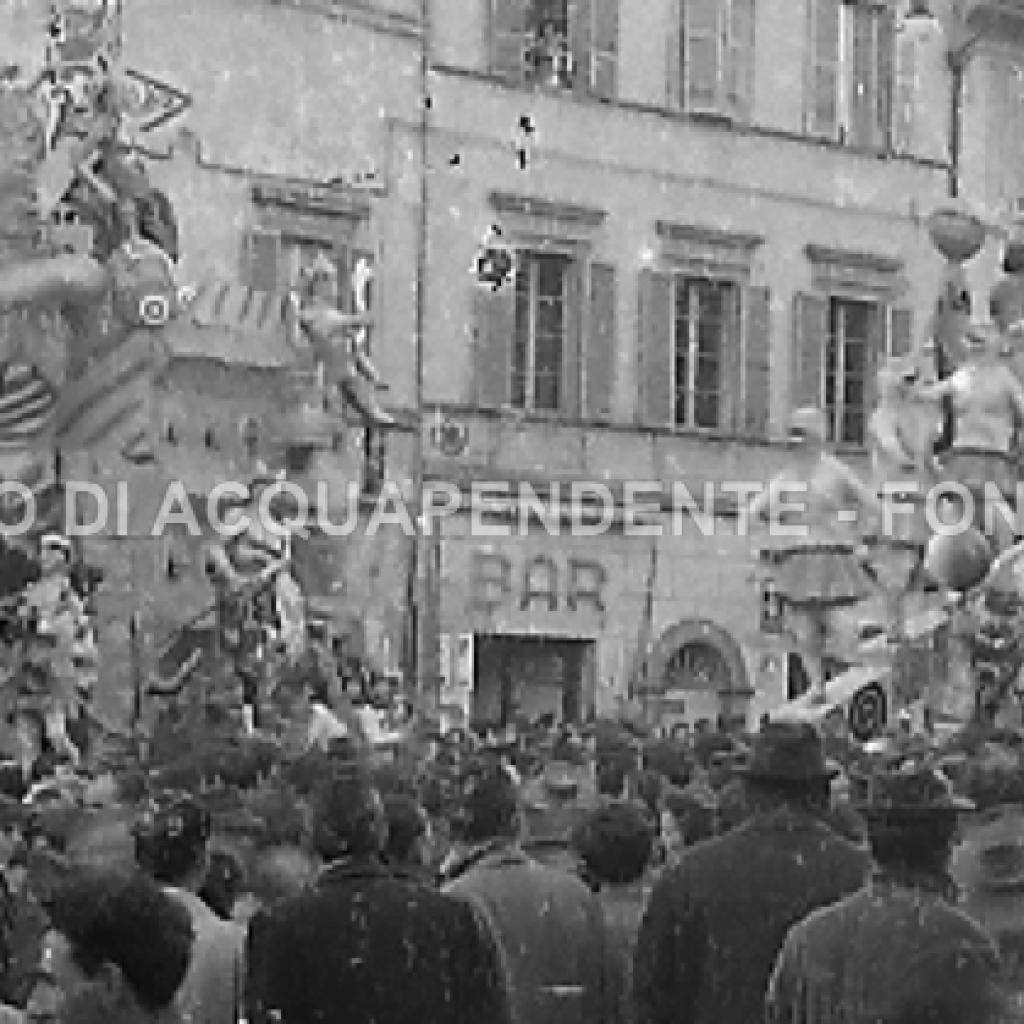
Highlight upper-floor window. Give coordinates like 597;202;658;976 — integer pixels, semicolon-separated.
806;0;895;150
513;252;569;412
824;295;874;446
673;277;736;429
669;0;755;120
639;224;770;437
793;286;912;448
488;0;619;100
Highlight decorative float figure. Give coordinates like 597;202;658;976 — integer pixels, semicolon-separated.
915;323;1024;552
866;352;944;641
748;407;884;701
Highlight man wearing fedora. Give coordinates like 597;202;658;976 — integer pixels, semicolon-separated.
634;721;868;1024
767;764;1006;1024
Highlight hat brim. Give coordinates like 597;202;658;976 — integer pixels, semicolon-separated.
859;795;975;817
737;766;840;783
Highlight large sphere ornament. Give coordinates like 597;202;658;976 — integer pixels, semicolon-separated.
924;527;993;593
926;204;987;264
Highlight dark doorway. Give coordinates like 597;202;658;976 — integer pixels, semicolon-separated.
473;635;592;729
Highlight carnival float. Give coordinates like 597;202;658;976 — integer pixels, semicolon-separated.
770;200;1024;743
0;0;401;775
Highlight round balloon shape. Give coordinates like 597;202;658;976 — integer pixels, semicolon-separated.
924;528;993;593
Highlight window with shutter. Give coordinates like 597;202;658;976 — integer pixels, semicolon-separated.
586;262;617;420
889;306;913;358
808;0;894;150
793;292;826;411
473;285;514;410
805;0;840;139
742;286;772;437
684;0;724;113
674;0;755;119
673;277;737;429
638;270;674;427
489;0;530;82
590;0;619;99
893;28;917;153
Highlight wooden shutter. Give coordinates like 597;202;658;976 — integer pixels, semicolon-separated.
889;306;913;358
792;292;826;410
667;0;683;108
488;0;529;82
727;0;755;121
742;286;771;437
638;270;675;427
586;262;617;421
242;229;282;292
850;4;875;147
875;8;895;151
805;0;840;138
591;0;619;99
893;26;917;154
862;302;887;434
562;260;584;420
684;0;723;113
473;287;514;409
570;0;594;98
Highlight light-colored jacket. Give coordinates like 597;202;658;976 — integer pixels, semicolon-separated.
167;888;245;1024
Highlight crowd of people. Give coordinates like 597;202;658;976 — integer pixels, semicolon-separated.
0;662;1023;1024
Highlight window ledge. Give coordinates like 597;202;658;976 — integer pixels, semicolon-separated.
431;64;950;176
436;402;788;447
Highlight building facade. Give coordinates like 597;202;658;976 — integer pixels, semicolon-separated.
424;0;953;729
8;0;1023;730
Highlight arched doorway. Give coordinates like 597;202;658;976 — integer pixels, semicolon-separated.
643;619;751;728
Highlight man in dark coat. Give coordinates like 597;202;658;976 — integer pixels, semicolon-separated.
246;769;509;1024
633;721;869;1024
767;764;1006;1024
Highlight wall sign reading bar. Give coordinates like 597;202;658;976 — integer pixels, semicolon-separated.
469;550;607;615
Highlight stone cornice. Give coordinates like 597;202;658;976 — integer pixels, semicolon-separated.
804;244;904;275
251;181;373;218
656;221;764;252
488;191;607;228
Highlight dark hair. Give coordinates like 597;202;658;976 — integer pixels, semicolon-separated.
382;795;427;867
311;771;384;861
867;815;959;874
631;770;664;821
596;758;629;799
450;758;519;844
572;801;654;887
43;867;193;1013
662;787;717;846
198;847;246;920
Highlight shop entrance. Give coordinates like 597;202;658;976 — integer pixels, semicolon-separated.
472;635;592;728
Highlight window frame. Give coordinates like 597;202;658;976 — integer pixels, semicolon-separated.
672;0;756;122
823;294;879;448
511;248;573;415
806;0;895;150
671;274;740;432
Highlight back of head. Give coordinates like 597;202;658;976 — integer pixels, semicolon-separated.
43;866;194;1015
311;770;385;862
450;757;519;845
132;791;212;887
382;794;428;868
571;800;654;888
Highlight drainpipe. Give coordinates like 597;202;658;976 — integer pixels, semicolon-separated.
407;0;439;721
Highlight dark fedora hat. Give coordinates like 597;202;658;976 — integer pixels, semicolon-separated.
858;764;974;818
736;722;838;784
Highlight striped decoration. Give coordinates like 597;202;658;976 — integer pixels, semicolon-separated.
0;362;59;451
56;326;169;455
